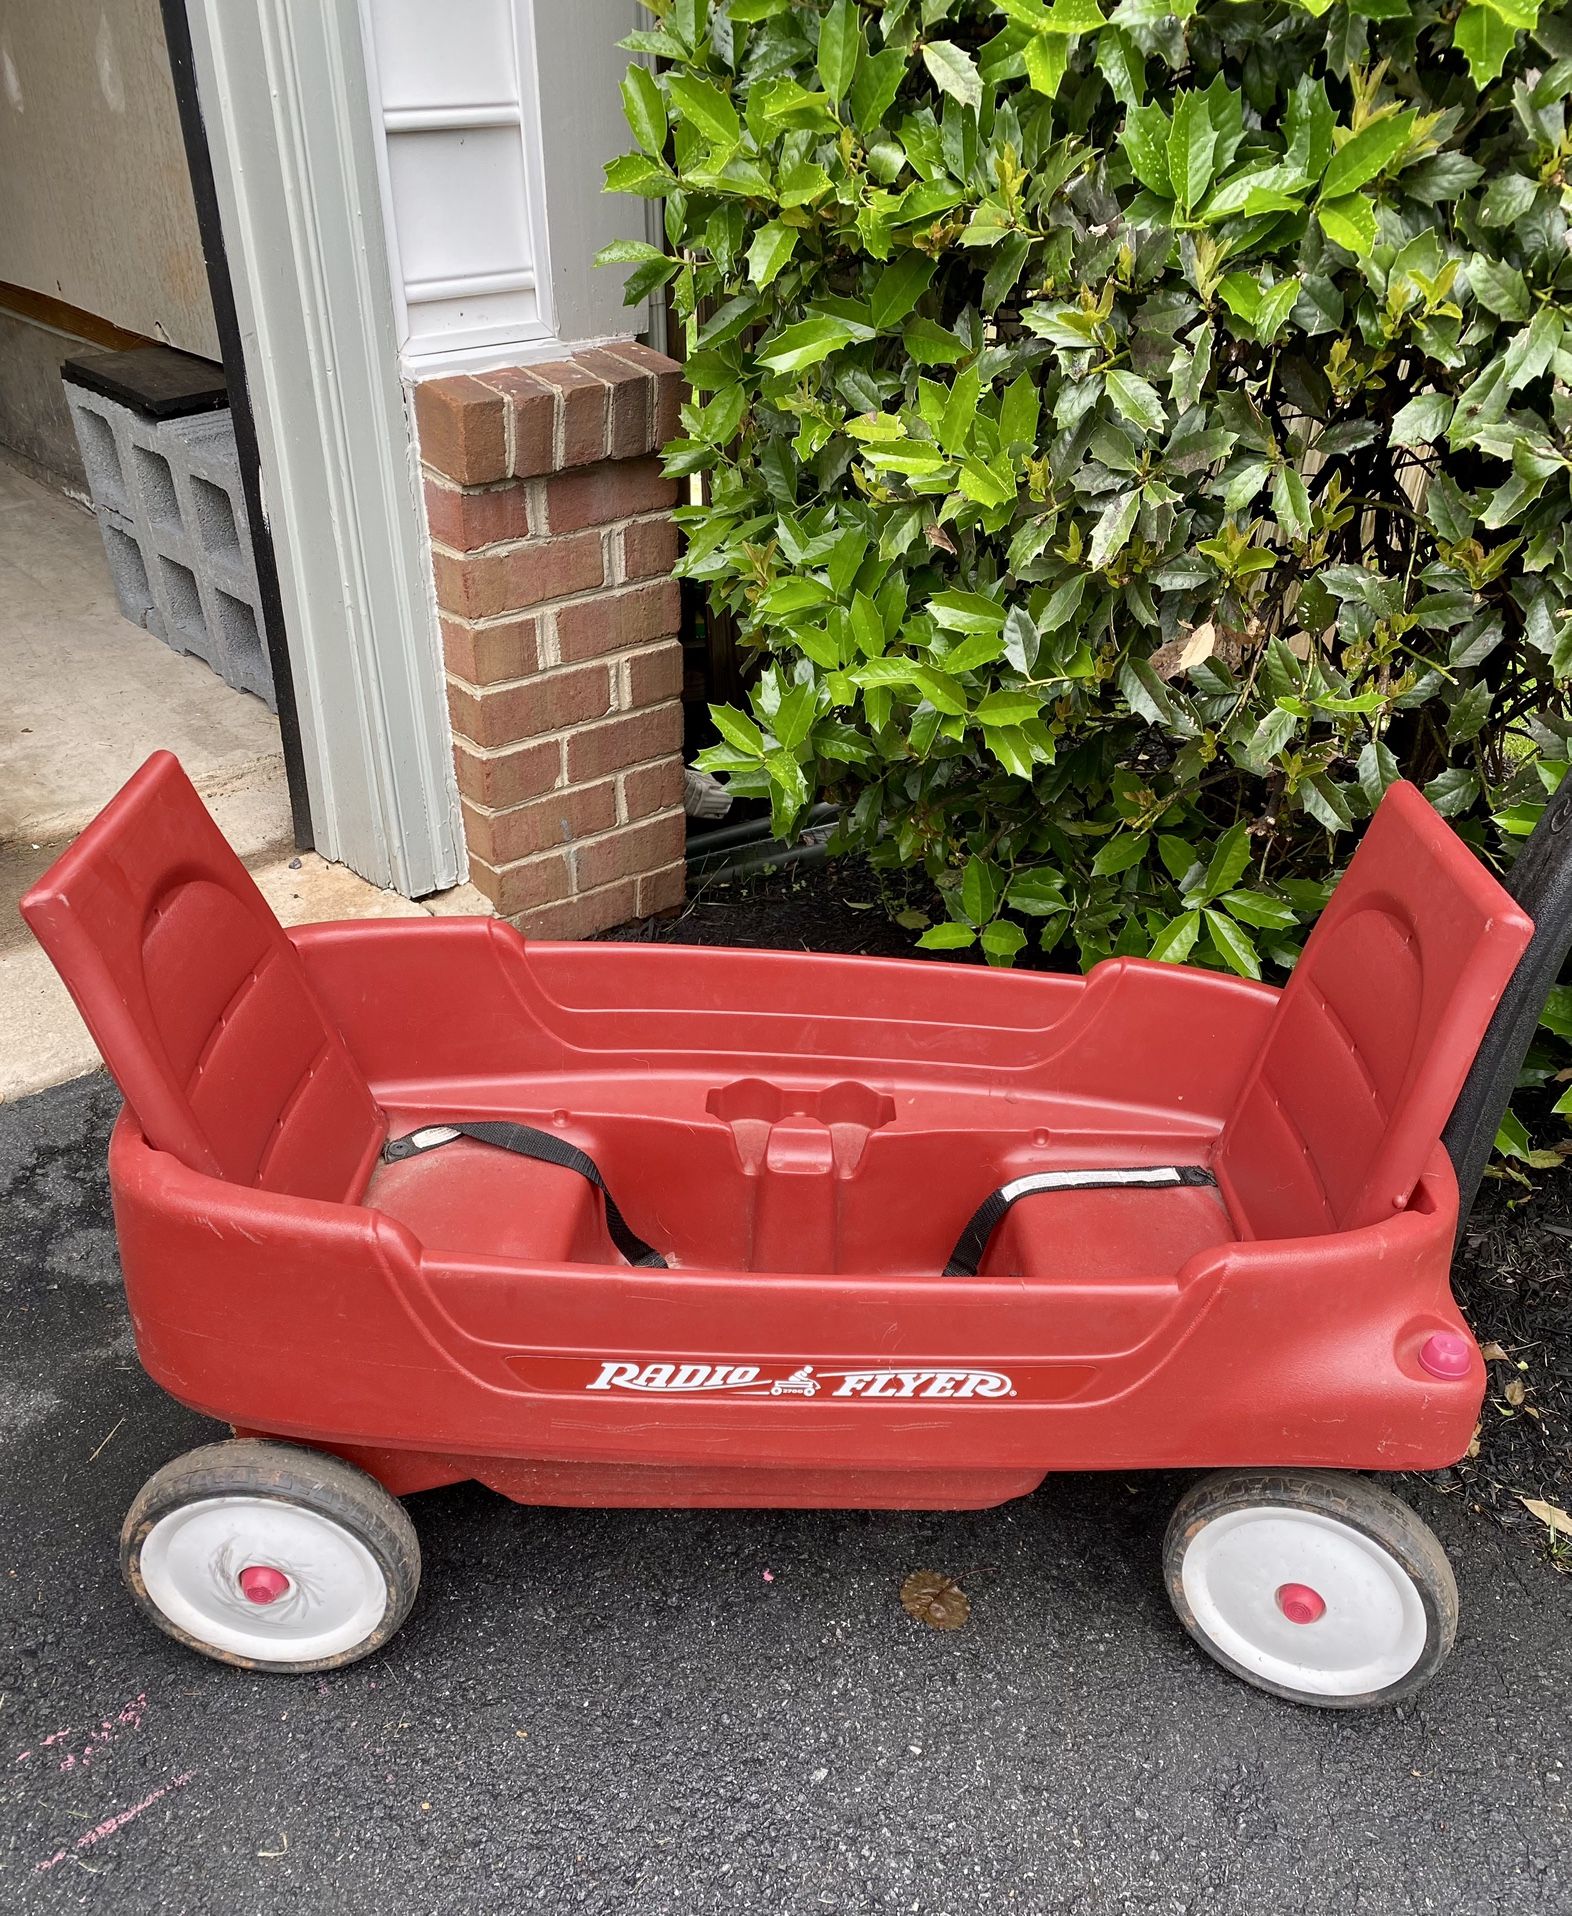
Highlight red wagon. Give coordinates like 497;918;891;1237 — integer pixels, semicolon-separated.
22;751;1565;1707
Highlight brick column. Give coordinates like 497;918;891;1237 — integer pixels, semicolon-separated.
414;343;686;936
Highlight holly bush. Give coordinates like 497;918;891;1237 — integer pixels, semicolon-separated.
601;0;1572;1133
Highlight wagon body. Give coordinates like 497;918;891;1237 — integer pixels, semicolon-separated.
26;751;1530;1517
106;922;1476;1508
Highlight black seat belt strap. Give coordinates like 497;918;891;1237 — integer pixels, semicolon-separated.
944;1164;1216;1278
382;1122;667;1269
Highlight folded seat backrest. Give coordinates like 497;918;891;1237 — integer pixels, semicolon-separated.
21;752;383;1202
1214;780;1531;1240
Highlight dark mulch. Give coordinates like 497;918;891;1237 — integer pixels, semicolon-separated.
611;852;1572;1563
1448;1167;1572;1558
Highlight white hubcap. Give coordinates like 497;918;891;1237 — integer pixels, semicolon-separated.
138;1497;389;1664
1181;1505;1429;1698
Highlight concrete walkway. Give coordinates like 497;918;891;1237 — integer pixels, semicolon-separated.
2;1073;1570;1914
0;462;485;1100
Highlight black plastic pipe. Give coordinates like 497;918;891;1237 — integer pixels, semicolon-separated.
1443;769;1572;1237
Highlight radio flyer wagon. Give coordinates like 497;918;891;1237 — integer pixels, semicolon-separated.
22;751;1572;1707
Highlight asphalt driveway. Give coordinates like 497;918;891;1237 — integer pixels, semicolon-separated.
2;1073;1569;1913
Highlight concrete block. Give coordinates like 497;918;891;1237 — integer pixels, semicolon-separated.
93;506;166;642
61;377;275;710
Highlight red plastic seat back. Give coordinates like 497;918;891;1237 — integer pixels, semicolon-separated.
1215;781;1531;1240
21;752;383;1202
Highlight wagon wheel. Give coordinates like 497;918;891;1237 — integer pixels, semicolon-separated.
1163;1469;1458;1710
122;1440;421;1673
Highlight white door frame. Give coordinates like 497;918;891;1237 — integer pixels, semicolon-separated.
182;0;465;897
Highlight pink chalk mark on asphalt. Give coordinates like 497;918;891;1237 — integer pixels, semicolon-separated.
56;1693;148;1772
14;1727;73;1765
34;1770;195;1873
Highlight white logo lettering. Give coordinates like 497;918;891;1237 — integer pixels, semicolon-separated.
583;1361;1015;1399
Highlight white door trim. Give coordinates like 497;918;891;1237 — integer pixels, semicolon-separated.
182;0;465;896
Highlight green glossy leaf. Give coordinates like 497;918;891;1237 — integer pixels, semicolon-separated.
1124;103;1172;197
667;73;742;149
981;919;1028;965
1390;391;1453;448
755;317;857;372
1092;833;1148;876
1320;111;1415;201
918;922;977;950
1299;774;1354;832
1454;2;1519;86
922;40;983;113
850;47;906;132
621;64;667;158
1467;255;1531;322
871;252;941;331
1088;491;1141;570
1218;889;1298;930
930;591;1007;634
1316;193;1376;255
1204;908;1262;979
747;220;798;289
1104;368;1166;433
974;689;1042;726
709;705;765;758
771;683;818;750
1271;465;1311;543
1200;822;1252;901
961;855;1005;926
1023;34;1070;98
817;0;860;104
1167;93;1217;212
1149;910;1202;963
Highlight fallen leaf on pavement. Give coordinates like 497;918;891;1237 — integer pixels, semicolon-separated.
900;1570;970;1630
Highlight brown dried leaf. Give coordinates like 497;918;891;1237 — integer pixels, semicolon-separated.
924;521;958;555
900;1569;970;1631
1479;1341;1509;1363
1505;1377;1526;1406
1519;1496;1572;1539
1148;619;1220;682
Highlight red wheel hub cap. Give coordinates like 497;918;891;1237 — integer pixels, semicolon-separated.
1275;1582;1326;1625
238;1564;290;1605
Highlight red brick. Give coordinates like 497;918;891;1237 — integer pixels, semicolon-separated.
622;756;684;821
468;850;572;917
441;616;537;685
460;781;617;865
413;375;507;484
621;515;679;582
424;476;529;551
565;702;684;783
573;812;685;893
637;860;686;917
435;532;603;619
448;663;612;748
454;738;560;811
575;347;652;460
528;359;608;468
625;639;684;710
605;342;682;448
555;580;680;664
544;458;676;535
513;878;640;939
480;367;555;479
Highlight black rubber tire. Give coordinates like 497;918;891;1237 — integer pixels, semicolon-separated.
121;1440;421;1673
1163;1469;1458;1711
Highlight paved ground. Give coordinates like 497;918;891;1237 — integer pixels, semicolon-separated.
2;1075;1569;1914
0;460;494;1100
